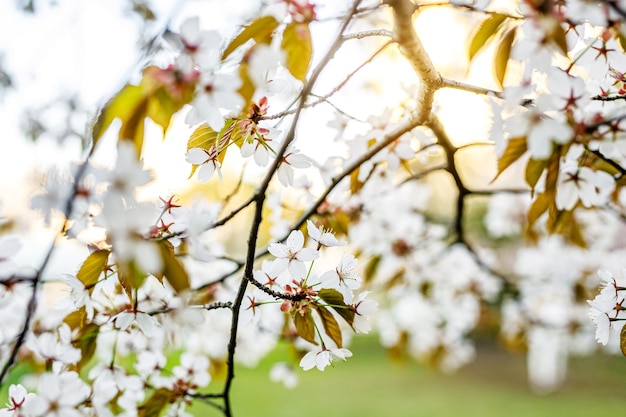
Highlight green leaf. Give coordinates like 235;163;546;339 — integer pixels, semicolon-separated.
158;241;190;294
72;323;99;371
281;23;312;82
77;250;110;294
318;288;355;328
223;15;279;59
138;389;172;417
524;157;548;195
492;137;527;182
494;28;516;88
316;307;343;348
293;311;317;345
468;13;508;61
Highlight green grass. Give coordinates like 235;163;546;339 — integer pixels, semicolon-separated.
190;337;626;417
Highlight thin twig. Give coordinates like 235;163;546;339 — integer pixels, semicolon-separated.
442;78;503;98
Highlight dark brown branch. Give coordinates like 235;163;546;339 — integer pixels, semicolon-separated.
588;148;626;177
426;114;469;242
592;94;626;102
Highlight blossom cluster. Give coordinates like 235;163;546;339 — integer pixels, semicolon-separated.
6;0;626;415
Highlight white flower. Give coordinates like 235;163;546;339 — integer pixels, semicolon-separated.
106;142;153;201
268;230;319;278
277;148;311;187
61;275;95;320
177;17;222;72
24;372;90;417
269;363;298;389
352;291;379;334
588;298;612;345
306;220;344;248
95;197;162;274
555;165;615;211
173;353;211;389
31;324;81;366
0;384;36;416
185;72;243;132
112;310;160;337
185;147;222;182
299;347;353;371
30;167;73;225
320;254;361;303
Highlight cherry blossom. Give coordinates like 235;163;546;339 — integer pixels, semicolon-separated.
185;147;222;182
23;372;90;417
267;230;319;278
299;347;353;371
185;72;244;132
0;384;35;417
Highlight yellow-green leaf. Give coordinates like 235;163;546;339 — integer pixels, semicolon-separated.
117;262;146;302
281;22;312;82
158;241;190;294
138;389;172;417
77;250;110;294
147;89;183;138
525;157;548;195
238;62;256;106
187;123;219;151
119;95;149;156
493;136;527;182
350;168;365;195
63;307;87;330
92;84;145;147
494;28;516;88
317;307;342;348
364;255;381;284
318;288;355;327
223;15;279;59
527;191;549;231
293;311;317;345
72;323;99;371
468;13;508;61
